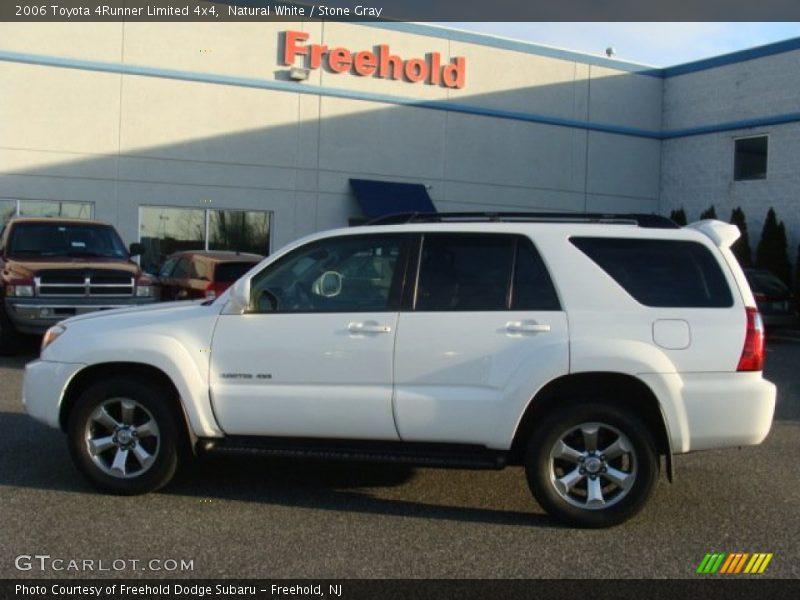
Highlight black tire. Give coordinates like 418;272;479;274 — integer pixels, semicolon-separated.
525;402;659;528
0;309;22;356
66;378;182;495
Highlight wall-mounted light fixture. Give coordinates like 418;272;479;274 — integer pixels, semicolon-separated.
289;67;310;81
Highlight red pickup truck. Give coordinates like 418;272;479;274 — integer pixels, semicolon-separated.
0;217;156;354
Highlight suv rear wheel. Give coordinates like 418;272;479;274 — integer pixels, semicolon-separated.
67;378;182;494
525;403;658;528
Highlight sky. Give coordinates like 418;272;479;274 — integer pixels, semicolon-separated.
441;23;800;67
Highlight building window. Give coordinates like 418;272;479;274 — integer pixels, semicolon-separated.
0;200;15;224
139;206;271;273
734;136;768;181
1;199;93;224
208;210;270;256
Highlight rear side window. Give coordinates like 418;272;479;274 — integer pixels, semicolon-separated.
570;237;733;308
415;234;560;311
215;262;256;283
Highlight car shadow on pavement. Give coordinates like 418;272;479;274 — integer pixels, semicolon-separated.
0;411;556;529
0;412;80;493
164;457;558;527
165;454;553;528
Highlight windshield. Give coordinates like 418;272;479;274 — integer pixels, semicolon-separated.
8;223;129;258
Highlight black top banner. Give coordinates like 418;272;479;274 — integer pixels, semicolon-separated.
4;0;800;22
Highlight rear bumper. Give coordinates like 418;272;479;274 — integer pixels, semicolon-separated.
680;372;776;452
5;297;157;334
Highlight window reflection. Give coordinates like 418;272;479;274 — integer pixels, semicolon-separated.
139;206;271;274
208;210;270;256
1;199;94;225
139;207;205;273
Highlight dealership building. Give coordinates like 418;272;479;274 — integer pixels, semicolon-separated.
1;20;799;268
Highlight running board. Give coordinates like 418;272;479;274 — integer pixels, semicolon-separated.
199;437;508;470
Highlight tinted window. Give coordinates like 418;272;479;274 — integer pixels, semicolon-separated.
416;234;514;311
250;235;405;313
215;262;256;283
513;239;561;311
158;257;178;278
171;257;191;279
571;237;733;308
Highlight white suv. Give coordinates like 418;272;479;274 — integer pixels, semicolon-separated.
23;213;776;527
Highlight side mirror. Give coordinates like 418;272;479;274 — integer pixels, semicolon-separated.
312;271;343;298
129;242;145;257
222;276;251;314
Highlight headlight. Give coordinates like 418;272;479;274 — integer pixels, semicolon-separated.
41;324;66;353
6;284;34;297
135;285;154;297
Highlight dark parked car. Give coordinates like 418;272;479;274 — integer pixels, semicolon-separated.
157;251;263;301
744;268;798;328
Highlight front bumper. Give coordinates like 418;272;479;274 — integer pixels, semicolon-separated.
5;297;157;334
23;359;86;429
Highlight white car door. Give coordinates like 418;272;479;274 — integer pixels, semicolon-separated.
393;233;569;448
210;233;410;439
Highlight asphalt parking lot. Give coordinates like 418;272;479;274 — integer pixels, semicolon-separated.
1;334;799;579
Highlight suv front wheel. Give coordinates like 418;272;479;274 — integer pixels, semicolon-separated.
67;378;182;494
525;403;658;528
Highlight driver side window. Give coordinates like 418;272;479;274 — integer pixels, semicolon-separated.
249;235;407;313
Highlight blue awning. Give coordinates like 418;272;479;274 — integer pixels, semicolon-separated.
350;179;436;219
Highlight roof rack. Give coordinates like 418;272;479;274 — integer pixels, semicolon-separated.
365;212;679;229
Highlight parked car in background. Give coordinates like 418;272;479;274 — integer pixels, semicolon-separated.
156;251;263;301
744;268;798;328
0;217;155;354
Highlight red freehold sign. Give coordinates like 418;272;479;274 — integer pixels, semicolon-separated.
282;30;466;89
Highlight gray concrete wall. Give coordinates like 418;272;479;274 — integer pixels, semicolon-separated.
0;21;663;250
661;50;800;256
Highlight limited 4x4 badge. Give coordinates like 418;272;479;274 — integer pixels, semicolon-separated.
220;373;272;380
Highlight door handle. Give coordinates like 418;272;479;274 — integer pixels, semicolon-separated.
505;321;551;334
348;321;392;334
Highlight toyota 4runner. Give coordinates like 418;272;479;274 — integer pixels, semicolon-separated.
22;213;776;527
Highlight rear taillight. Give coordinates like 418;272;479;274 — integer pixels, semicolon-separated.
737;307;765;371
204;281;227;300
